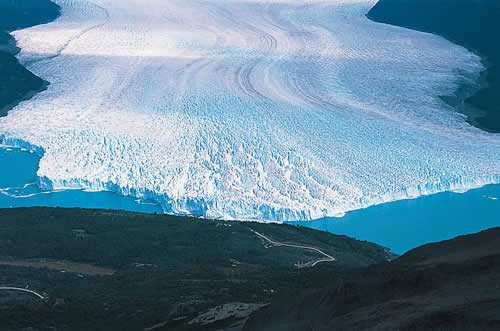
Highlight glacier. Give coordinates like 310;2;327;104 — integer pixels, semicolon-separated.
1;0;499;222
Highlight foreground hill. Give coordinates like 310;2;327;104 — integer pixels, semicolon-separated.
368;0;500;132
246;227;500;330
3;208;497;330
0;207;392;330
0;208;500;330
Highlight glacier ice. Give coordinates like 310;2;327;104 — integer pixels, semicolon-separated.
1;0;500;221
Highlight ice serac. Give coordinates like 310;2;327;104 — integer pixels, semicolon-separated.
1;0;499;221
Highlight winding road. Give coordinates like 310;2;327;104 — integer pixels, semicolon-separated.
250;229;336;267
0;286;46;300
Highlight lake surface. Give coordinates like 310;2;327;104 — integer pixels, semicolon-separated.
0;147;162;214
2;146;499;254
289;184;500;254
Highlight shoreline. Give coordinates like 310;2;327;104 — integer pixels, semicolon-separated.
289;183;500;254
2;135;500;223
2;145;500;254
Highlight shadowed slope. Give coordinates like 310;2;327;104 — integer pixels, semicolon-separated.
0;0;60;116
245;228;500;330
369;0;500;132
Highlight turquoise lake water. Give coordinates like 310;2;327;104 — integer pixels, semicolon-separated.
0;147;162;214
1;146;499;254
288;184;500;254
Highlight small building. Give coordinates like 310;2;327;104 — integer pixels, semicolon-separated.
72;229;88;240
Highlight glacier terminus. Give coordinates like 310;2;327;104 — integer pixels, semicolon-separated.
1;0;499;222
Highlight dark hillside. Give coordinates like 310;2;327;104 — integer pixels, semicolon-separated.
368;0;500;132
0;0;60;116
246;227;500;330
0;207;392;330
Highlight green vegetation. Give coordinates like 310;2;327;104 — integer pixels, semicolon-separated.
0;0;60;116
0;208;392;330
368;0;500;132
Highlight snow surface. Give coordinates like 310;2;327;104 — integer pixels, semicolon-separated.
1;0;499;221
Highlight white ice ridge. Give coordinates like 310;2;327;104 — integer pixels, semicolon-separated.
1;0;500;221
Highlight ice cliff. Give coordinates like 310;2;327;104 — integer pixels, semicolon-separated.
1;0;499;221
